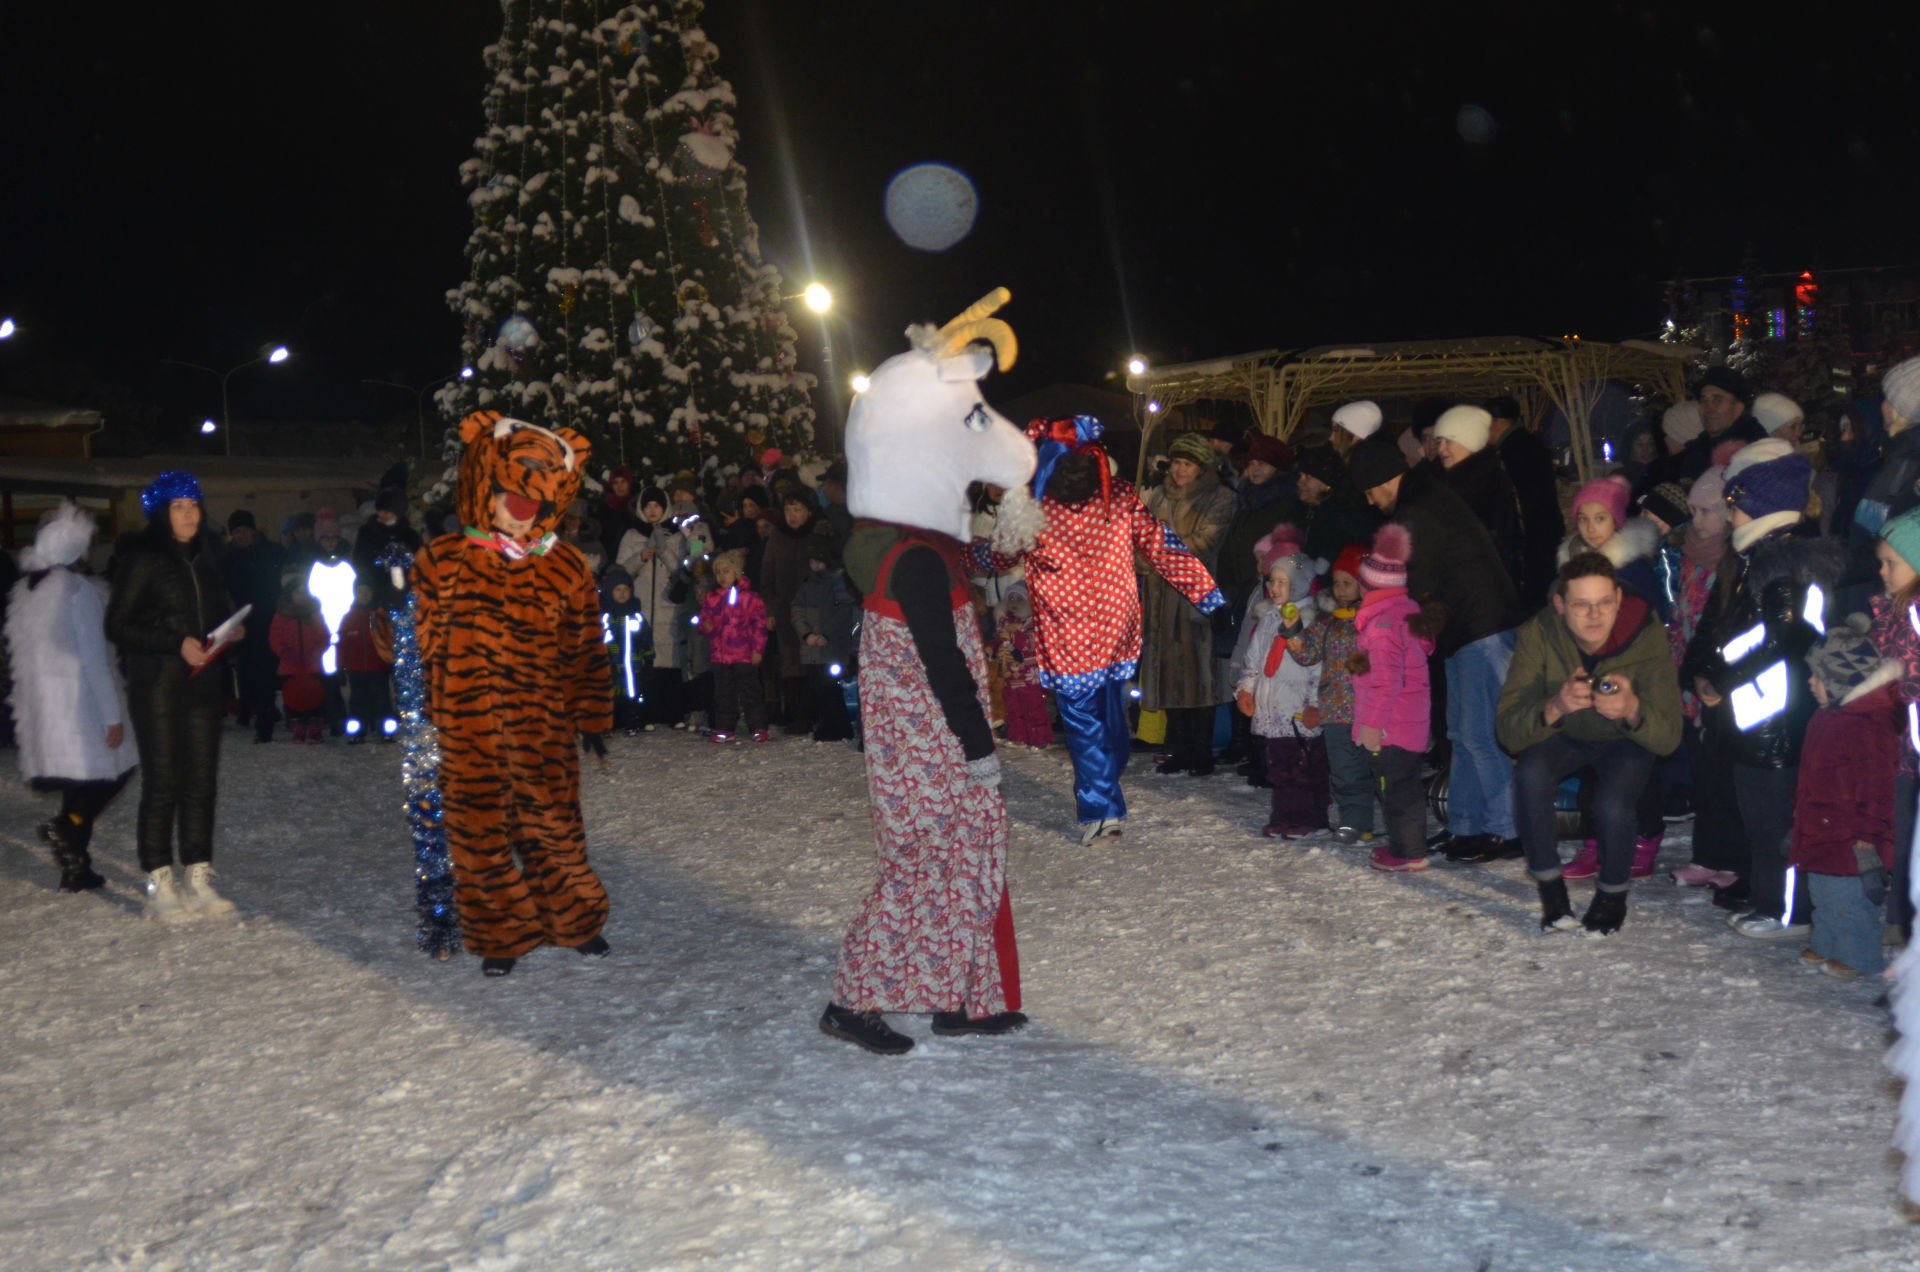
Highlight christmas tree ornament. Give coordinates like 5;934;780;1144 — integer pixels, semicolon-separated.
497;312;539;352
884;162;980;252
691;199;719;248
677;280;708;309
557;282;581;314
628;312;658;347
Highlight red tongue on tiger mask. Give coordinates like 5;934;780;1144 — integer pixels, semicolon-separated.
500;491;541;522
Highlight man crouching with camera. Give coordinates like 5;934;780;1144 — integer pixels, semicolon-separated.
1495;553;1683;934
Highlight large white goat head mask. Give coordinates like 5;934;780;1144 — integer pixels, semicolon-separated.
845;287;1037;541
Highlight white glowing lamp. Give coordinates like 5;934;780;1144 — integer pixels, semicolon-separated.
267;345;290;364
1127;356;1147;376
802;283;832;314
850;373;871;394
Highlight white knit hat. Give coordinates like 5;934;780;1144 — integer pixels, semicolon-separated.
1433;404;1492;454
1661;401;1703;448
1332;399;1383;441
1722;436;1796;482
1751;391;1803;435
1884;357;1920;426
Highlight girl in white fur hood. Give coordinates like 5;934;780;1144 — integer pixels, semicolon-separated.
1556;474;1669;622
6;501;136;891
1234;529;1329;838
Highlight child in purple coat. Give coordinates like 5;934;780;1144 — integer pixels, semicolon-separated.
1350;524;1443;872
699;549;769;742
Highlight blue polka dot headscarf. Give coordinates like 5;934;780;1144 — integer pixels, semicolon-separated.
141;470;204;518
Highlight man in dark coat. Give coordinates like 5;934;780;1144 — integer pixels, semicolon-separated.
1294;446;1380;563
1485;397;1564;610
222;510;285;743
351;487;423;606
1349;434;1524;861
1676;367;1766;481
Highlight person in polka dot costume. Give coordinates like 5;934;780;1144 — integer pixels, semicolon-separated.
973;416;1226;844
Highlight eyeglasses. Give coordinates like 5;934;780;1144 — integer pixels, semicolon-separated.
1566;597;1619;616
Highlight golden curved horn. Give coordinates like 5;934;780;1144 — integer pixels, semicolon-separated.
940;318;1017;372
935;287;1017;371
939;287;1012;334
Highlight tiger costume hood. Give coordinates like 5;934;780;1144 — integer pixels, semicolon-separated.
454;410;592;551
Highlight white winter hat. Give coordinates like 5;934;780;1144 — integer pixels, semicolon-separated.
1751;391;1803;435
1661;401;1703;448
1884;357;1920;426
1332;399;1383;440
1433;404;1493;455
1722;436;1796;482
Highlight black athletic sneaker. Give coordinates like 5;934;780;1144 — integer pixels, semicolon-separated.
819;1004;914;1055
930;1011;1029;1036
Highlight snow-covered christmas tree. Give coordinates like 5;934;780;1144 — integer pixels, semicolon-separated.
438;0;816;487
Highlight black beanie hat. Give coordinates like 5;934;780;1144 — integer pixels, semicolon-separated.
1294;446;1347;491
1346;435;1408;493
227;509;256;531
1698;366;1751;404
1638;482;1690;530
639;486;669;512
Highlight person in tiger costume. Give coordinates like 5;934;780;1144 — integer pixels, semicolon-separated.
413;410;614;978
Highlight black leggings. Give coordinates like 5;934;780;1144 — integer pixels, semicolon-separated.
129;685;222;872
34;773;132;854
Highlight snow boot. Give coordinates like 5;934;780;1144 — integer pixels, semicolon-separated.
1561;840;1600;880
1629;835;1662;879
1537;877;1580;932
1368;847;1429;873
819;1003;913;1055
1582;889;1628;935
144;867;190;923
43;818;106;892
180;863;237;917
573;935;611;957
481;957;516;978
930;1010;1029;1036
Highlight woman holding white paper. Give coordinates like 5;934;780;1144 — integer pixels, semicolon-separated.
104;471;237;921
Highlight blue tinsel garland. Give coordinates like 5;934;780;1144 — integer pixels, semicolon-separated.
381;545;460;957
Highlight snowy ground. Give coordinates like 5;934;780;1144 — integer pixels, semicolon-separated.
0;726;1914;1271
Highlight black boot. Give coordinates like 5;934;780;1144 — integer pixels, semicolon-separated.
819;1003;914;1055
43;819;105;892
573;935;611;957
481;957;517;977
1582;889;1628;935
931;1010;1029;1036
1537;876;1577;932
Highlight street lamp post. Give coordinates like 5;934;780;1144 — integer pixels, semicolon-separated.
364;367;473;459
160;345;290;456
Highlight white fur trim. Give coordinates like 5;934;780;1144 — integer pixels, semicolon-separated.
991;482;1043;557
18;500;95;573
1555;515;1663;570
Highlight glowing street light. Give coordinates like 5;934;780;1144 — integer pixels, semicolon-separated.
200;419;218;436
803;283;833;314
1147;401;1162;414
159;343;293;457
850;372;871;394
1126;356;1147;376
365;366;478;459
0;318;16;340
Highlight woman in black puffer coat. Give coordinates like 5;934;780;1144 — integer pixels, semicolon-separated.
104;472;236;920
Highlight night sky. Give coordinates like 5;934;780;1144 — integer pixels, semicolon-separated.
6;1;1918;448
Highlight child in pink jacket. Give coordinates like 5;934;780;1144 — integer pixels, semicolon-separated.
269;573;330;744
699;548;769;742
1350;524;1442;872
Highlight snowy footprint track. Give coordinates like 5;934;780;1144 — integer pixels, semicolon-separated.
0;729;1911;1268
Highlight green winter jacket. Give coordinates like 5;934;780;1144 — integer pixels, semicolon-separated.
1497;590;1682;759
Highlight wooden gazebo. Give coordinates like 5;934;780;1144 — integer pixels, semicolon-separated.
1125;336;1699;483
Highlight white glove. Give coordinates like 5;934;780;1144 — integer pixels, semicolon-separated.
965;754;1002;790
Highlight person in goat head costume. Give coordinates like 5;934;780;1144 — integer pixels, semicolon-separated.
822;289;1037;1055
972;415;1227;845
412;410;615;978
